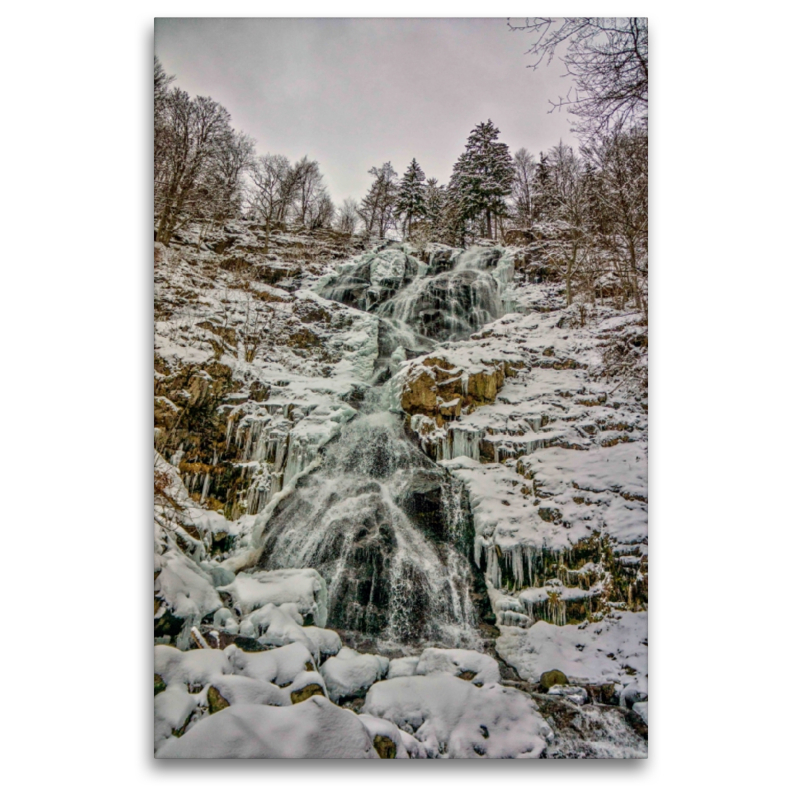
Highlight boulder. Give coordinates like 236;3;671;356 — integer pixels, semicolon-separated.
540;669;568;690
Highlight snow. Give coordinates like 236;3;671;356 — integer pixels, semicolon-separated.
363;674;553;758
319;647;389;703
547;685;589;705
219;567;328;626
387;656;420;679
357;714;428;758
243;603;322;659
225;641;314;686
154;546;222;625
154;684;200;750
206;674;289;708
157;696;380;758
303;626;342;659
155;645;232;689
496;611;648;686
414;648;500;686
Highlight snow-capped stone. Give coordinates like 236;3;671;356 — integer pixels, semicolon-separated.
157;696;380;758
319;647;389;703
414;648;501;686
363;674;553;758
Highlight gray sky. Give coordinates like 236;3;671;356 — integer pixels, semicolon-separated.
155;18;579;205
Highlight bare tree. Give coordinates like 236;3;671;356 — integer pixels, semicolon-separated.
249;153;292;250
510;147;537;228
154;90;234;244
582;125;648;312
358;162;397;239
201;130;254;234
548;142;591;305
509;17;648;135
336;198;360;235
293;157;325;227
307;190;335;229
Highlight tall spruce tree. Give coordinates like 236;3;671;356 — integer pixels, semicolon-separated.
448;120;514;239
395;158;427;239
423;177;446;241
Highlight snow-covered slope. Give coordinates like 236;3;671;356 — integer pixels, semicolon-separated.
153;222;648;757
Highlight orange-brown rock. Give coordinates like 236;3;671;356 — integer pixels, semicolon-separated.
400;357;510;421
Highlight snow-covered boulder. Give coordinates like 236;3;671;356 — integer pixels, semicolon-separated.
287;670;328;704
219;568;328;626
357;714;429;759
237;603;321;660
621;680;648;709
496;612;648;686
415;648;500;686
154;541;221;637
387;656;420;679
206;674;289;709
303;626;342;661
156;696;380;758
155;645;232;690
319;647;389;703
154;684;202;750
363;674;552;758
225;641;314;687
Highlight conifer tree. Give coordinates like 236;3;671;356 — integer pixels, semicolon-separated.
395;158;427;239
423;178;446;241
448;120;514;239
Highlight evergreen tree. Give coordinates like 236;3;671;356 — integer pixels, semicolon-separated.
395;158;427;239
422;177;446;241
448;120;514;239
441;181;469;247
532;153;558;222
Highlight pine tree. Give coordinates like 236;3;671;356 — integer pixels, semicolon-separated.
532;153;557;222
423;178;446;241
448;120;514;240
395;158;427;239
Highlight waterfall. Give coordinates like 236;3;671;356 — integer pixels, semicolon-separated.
256;410;479;649
317;244;516;380
248;245;515;648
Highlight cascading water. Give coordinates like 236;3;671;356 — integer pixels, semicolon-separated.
256;409;479;649
317;244;517;379
253;245;514;649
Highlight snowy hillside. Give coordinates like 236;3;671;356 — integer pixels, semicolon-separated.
154;221;648;758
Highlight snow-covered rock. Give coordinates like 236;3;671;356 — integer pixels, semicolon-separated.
319;647;389;703
225;641;314;686
496;611;648;686
219;568;328;626
414;648;500;686
363;674;553;758
157;696;380;758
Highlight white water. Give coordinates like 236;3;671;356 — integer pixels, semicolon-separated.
253;245;517;647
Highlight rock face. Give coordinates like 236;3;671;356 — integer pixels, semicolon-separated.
399;356;511;423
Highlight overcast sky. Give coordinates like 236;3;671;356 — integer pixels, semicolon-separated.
155;18;579;205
